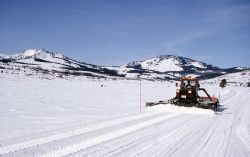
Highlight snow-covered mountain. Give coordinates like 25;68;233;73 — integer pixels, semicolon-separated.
0;49;123;78
0;53;8;59
126;55;217;72
0;49;248;81
105;55;247;80
6;49;87;69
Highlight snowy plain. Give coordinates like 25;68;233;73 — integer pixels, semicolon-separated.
0;73;250;157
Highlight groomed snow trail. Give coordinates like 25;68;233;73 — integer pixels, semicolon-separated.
0;88;250;157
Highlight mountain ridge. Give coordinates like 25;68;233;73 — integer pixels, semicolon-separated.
105;54;247;80
0;49;123;78
0;49;249;80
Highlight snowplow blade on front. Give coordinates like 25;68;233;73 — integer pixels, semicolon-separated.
146;97;219;112
146;101;168;107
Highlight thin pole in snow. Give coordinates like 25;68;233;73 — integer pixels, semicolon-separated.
219;93;221;103
140;82;141;112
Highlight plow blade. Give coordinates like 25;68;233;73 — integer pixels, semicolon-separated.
146;101;168;107
146;99;219;112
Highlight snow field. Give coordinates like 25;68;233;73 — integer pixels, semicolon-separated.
0;73;250;157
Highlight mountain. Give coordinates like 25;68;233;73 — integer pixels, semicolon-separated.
126;55;218;72
0;49;124;78
105;55;248;80
0;49;248;81
0;53;8;59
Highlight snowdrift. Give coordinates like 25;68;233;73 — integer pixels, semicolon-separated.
147;104;215;115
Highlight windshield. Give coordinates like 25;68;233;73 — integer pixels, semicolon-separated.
181;80;196;89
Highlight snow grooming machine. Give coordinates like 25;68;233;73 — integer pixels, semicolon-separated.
146;77;219;111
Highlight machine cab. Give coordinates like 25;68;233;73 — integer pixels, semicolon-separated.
176;77;199;99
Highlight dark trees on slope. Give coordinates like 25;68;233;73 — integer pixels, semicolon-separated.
219;79;227;88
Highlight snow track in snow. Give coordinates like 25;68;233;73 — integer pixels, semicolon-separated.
0;112;161;155
39;113;179;157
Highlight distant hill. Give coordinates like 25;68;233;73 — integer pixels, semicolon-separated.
0;49;248;81
0;49;124;78
105;55;248;81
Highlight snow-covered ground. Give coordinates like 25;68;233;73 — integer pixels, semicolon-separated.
0;73;250;157
206;70;250;86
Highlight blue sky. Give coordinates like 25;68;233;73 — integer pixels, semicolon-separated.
0;0;249;68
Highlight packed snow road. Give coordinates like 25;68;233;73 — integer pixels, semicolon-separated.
0;74;250;157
